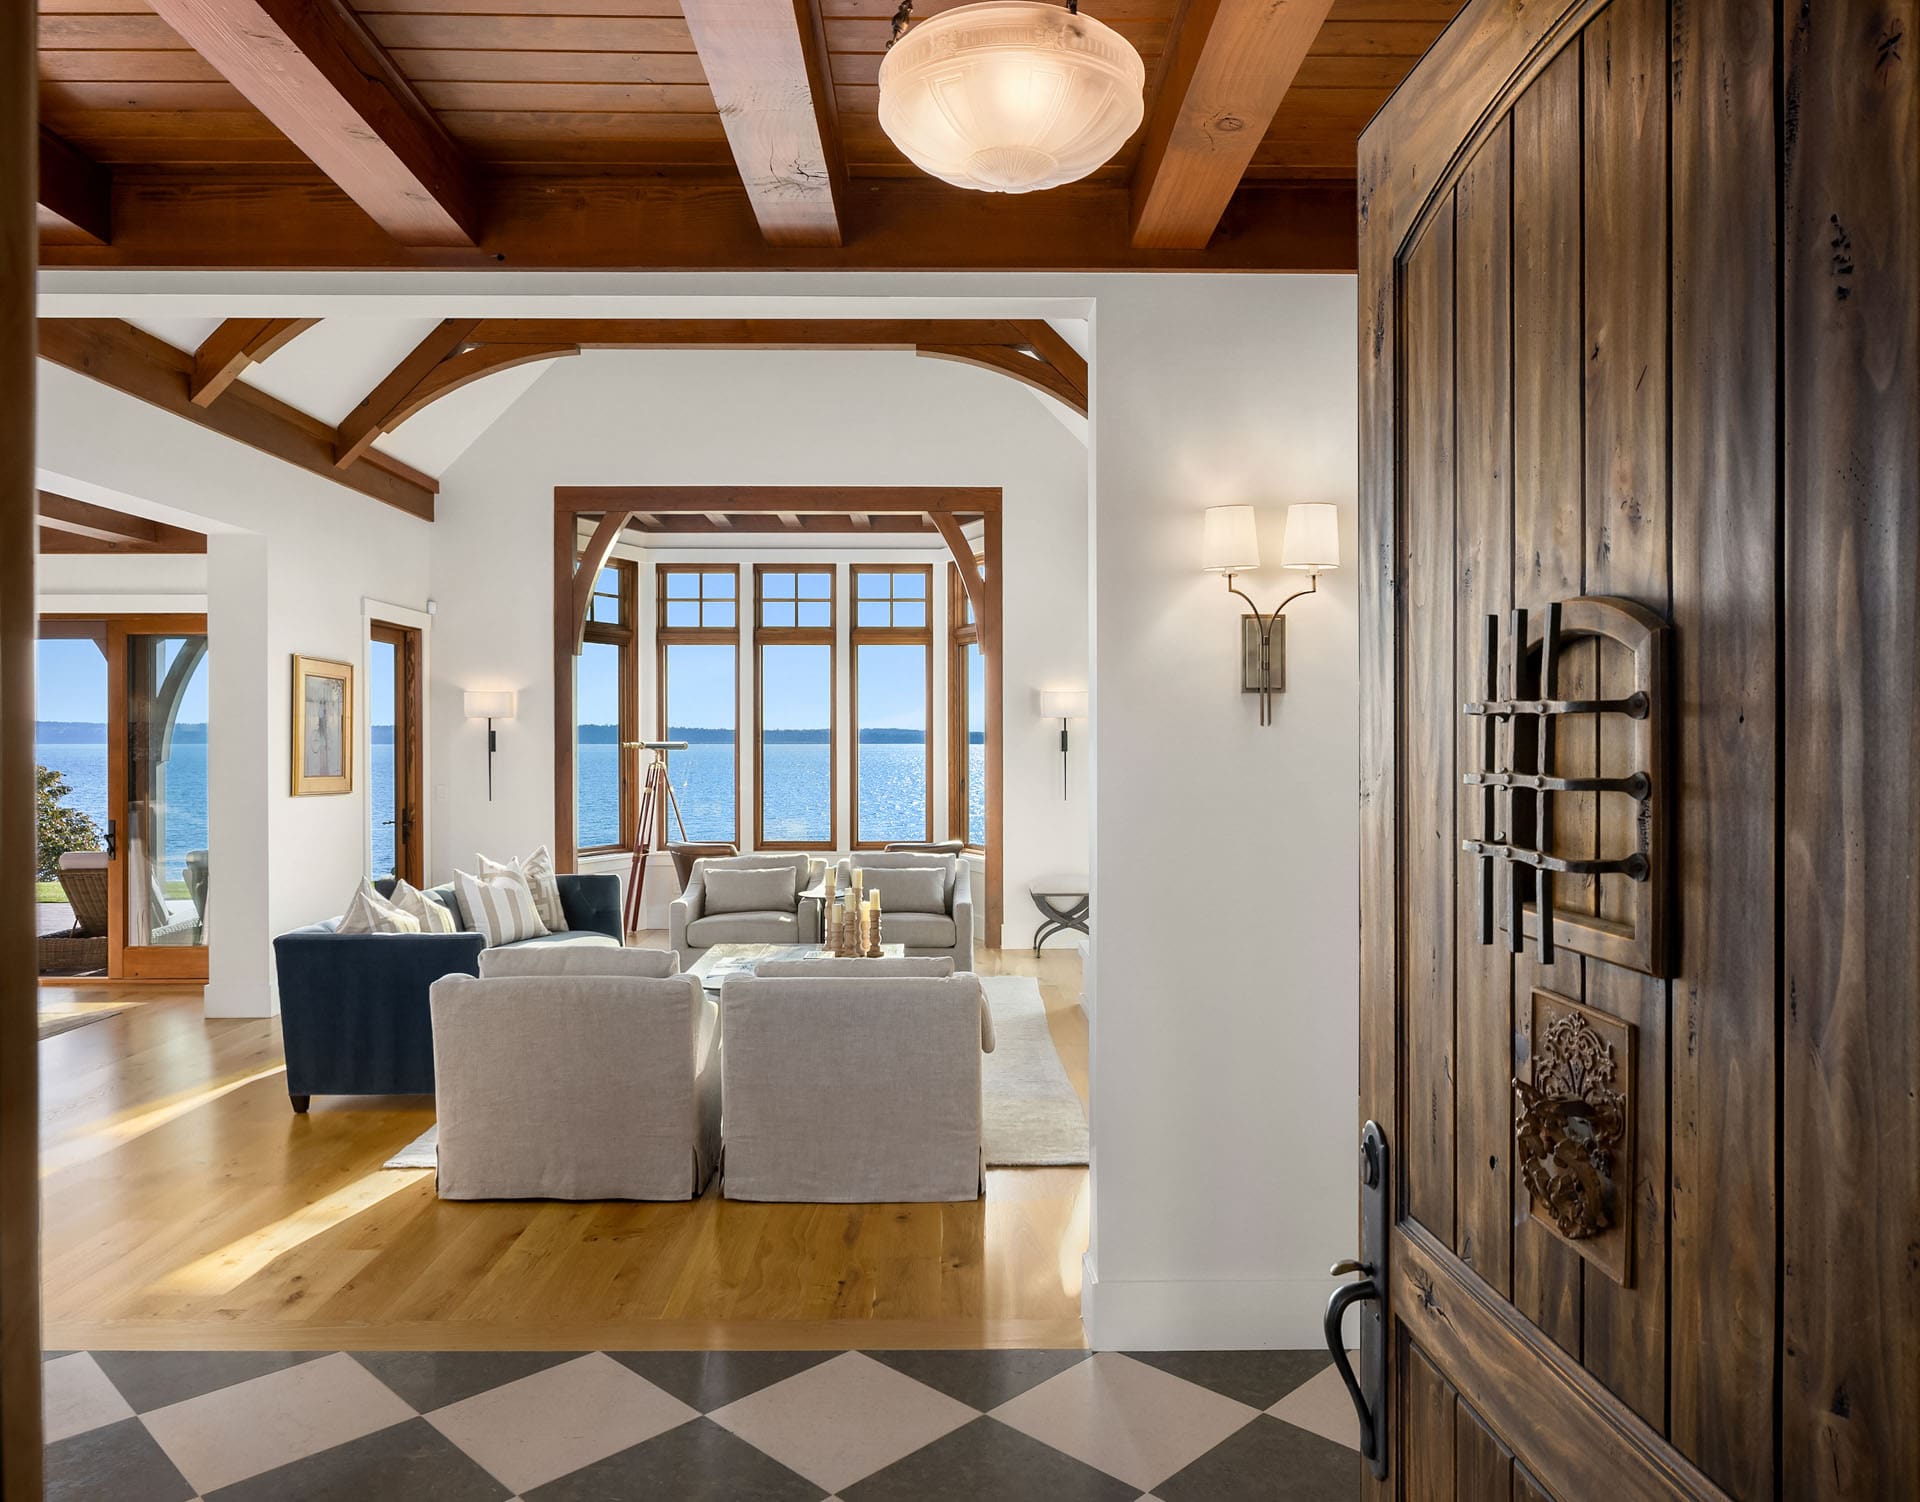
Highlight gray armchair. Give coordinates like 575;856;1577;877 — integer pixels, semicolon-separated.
835;853;973;970
668;853;825;964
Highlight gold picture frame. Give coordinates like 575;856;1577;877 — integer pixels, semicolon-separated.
291;654;354;795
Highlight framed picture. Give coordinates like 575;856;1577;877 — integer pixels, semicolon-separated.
291;655;354;795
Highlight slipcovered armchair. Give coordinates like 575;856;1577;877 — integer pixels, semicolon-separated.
718;972;992;1202
668;853;825;965
430;967;719;1200
835;852;973;970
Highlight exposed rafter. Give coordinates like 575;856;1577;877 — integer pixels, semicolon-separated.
39;319;437;521
333;318;477;468
190;318;317;406
627;513;940;536
142;0;481;246
37;127;110;245
1130;0;1339;249
37;491;206;554
679;0;846;246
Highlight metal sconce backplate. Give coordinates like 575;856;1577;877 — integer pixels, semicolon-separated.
1240;614;1283;693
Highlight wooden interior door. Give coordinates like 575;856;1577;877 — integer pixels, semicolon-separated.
1356;0;1917;1498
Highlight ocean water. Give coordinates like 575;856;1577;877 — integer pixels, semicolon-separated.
35;742;203;880
574;739;983;848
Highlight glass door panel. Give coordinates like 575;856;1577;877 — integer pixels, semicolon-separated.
121;624;210;978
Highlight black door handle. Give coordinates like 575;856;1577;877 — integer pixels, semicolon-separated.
1325;1266;1381;1465
104;819;117;859
1328;1120;1389;1479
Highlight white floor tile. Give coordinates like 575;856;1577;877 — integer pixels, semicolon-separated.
43;1354;135;1444
1266;1356;1362;1451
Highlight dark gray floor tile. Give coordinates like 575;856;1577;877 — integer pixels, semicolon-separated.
607;1350;838;1412
350;1350;579;1413
205;1417;511;1502
43;1350;76;1362
46;1416;195;1502
866;1349;1091;1411
841;1416;1137;1502
91;1349;331;1414
1124;1350;1333;1411
1154;1414;1359;1502
524;1416;825;1502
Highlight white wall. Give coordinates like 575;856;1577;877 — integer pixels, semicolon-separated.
426;349;1091;947
36;362;434;1017
1084;276;1360;1347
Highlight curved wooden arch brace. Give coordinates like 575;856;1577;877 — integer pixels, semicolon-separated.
568;508;635;656
334;317;477;469
914;344;1089;416
190;317;317;407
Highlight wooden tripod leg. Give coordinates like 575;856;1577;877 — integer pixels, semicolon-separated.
625;765;661;934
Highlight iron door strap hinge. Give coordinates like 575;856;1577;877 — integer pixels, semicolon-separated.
1325;1120;1388;1480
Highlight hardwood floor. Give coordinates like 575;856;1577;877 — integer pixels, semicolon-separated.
38;940;1090;1352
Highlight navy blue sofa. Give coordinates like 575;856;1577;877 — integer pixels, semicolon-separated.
273;873;623;1111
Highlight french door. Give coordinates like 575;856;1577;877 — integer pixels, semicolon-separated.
1355;0;1916;1496
368;620;424;886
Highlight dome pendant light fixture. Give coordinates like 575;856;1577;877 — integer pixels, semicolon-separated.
878;0;1146;194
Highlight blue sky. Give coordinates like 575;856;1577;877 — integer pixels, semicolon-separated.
36;637;209;722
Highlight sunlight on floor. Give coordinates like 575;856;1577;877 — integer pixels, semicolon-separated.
40;1062;289;1180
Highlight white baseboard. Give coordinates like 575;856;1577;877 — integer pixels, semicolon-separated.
1081;1263;1343;1350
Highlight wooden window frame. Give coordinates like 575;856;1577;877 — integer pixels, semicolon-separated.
577;557;638;855
850;563;935;850
656;563;741;848
947;562;985;852
753;564;837;852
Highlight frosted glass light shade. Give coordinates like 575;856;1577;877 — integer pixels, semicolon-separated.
878;1;1146;194
1039;688;1088;719
464;690;516;720
1201;505;1261;573
1280;503;1341;573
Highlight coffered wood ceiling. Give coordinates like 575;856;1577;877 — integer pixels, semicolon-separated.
34;0;1461;270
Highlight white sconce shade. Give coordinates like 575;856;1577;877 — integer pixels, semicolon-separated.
1201;504;1261;574
464;690;517;721
1038;688;1089;720
1280;503;1341;573
878;2;1146;194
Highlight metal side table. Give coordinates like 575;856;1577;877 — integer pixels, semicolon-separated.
1029;875;1090;956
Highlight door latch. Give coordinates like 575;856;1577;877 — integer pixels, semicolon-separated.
1325;1120;1388;1479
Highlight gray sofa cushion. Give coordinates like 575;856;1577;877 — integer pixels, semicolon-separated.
686;909;800;945
863;866;946;914
755;957;955;978
481;944;676;979
492;930;622;953
880;911;956;947
705;865;800;915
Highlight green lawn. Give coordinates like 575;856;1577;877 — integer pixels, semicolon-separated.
37;877;189;901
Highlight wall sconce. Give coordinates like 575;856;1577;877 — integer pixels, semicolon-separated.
1037;688;1089;798
1200;502;1339;725
463;690;516;800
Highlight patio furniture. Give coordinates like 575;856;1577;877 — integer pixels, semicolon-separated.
38;851;109;975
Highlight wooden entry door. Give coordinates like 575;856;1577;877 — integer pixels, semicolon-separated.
1356;0;1916;1498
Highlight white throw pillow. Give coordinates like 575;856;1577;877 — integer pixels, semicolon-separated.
455;867;550;948
337;880;422;935
862;865;947;914
479;847;569;933
389;879;457;934
704;865;799;915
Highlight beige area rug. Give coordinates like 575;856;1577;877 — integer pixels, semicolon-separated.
37;1007;126;1041
385;974;1090;1171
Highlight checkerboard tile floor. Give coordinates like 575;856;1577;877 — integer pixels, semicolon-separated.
43;1347;1361;1500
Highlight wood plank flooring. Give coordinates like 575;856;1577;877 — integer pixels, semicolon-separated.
39;940;1090;1351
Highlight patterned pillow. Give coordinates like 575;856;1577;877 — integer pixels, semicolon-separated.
478;847;569;933
337;880;421;935
455;867;550;948
388;878;457;934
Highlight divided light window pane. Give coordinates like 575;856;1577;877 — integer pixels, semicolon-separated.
856;642;928;843
664;642;736;842
576;641;621;849
589;567;622;624
761;643;832;844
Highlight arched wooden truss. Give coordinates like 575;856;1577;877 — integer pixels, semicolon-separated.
337;320;1088;470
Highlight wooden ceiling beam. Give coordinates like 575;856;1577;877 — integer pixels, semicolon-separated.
467;318;1030;348
679;0;846;246
189;317;318;406
1130;0;1340;249
915;343;1089;416
141;0;481;246
39;319;436;521
37;127;110;245
624;513;939;536
560;484;999;515
36;493;207;555
333;317;477;468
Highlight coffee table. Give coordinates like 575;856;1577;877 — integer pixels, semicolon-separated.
686;942;907;990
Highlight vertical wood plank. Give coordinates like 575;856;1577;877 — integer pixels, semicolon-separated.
1454;1398;1514;1501
1578;0;1669;1429
1513;1467;1553;1502
1508;40;1587;1355
1403;213;1458;1246
1667;0;1778;1489
1406;1342;1458;1502
1782;0;1920;1494
1;0;46;1486
1451;121;1515;1291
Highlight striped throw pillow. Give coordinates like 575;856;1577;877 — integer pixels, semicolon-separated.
337;880;421;935
455;867;550;948
479;847;568;933
389;879;457;934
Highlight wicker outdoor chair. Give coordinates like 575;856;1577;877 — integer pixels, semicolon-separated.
39;851;109;974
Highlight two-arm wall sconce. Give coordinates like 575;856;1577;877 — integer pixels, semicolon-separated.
463;690;516;800
1201;502;1340;725
1037;688;1089;799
